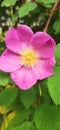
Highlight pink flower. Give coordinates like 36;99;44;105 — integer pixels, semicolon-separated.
0;25;56;90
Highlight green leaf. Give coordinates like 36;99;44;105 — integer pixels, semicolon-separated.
18;2;37;17
36;0;56;8
1;0;17;6
53;19;60;34
20;87;36;108
47;66;60;105
40;80;51;104
7;96;24;111
0;71;9;86
7;108;33;130
29;123;39;130
36;0;56;4
0;43;5;54
0;87;18;107
10;121;32;130
55;43;60;62
34;104;60;130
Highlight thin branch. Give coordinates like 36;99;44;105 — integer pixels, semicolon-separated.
43;0;59;32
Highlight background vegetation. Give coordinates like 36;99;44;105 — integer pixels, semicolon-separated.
0;0;60;130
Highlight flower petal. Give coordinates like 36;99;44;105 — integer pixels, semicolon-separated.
50;57;56;66
11;67;37;90
6;28;23;54
0;49;21;72
31;32;56;58
32;59;54;80
6;25;33;54
17;24;33;44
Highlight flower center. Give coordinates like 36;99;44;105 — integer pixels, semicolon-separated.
21;48;38;67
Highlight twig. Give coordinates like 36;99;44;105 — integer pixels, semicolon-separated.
43;0;59;32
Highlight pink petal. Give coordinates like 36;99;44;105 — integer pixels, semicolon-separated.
31;32;56;58
0;49;21;72
50;57;56;66
32;59;54;80
11;67;37;90
17;24;33;45
6;25;33;54
6;28;23;54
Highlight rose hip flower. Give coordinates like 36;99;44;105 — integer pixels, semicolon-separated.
0;25;56;90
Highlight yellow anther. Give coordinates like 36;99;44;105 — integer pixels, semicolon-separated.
21;48;38;67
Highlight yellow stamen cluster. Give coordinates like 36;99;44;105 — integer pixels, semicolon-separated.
21;48;38;67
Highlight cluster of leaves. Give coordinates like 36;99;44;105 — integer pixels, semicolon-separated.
0;0;60;130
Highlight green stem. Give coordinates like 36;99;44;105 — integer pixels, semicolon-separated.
38;81;42;97
3;114;6;130
0;36;5;41
11;7;13;17
10;7;14;27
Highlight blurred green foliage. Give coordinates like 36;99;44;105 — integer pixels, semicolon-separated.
0;0;60;130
